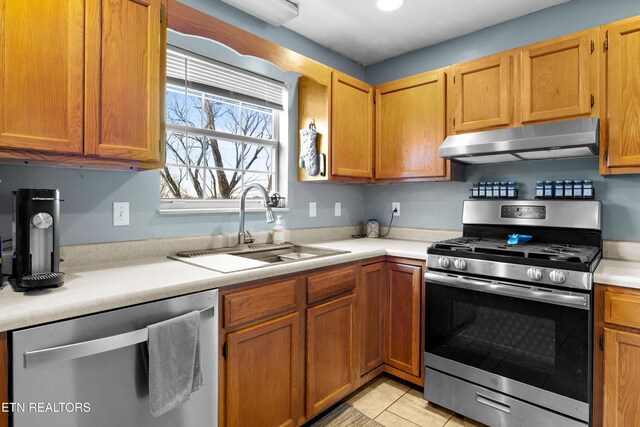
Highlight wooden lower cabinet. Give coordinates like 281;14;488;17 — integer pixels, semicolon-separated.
385;262;423;381
222;259;426;426
603;327;640;427
225;312;302;427
306;293;357;417
359;263;385;377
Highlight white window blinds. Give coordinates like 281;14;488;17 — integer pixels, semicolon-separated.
167;47;285;110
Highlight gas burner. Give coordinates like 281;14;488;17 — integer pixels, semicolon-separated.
430;237;600;269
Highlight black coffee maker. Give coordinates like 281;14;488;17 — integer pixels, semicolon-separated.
11;189;64;291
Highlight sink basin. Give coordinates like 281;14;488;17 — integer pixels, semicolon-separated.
170;243;349;273
232;244;347;264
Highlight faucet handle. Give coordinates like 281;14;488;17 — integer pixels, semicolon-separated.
244;230;255;244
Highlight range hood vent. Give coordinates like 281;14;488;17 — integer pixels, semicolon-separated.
221;0;299;27
439;118;599;164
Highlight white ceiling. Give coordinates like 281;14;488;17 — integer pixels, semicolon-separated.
283;0;570;65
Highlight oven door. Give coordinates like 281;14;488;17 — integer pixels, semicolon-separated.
424;271;591;423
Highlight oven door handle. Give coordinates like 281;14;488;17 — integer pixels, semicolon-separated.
425;271;590;310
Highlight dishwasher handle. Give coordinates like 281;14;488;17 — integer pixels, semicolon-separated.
24;306;214;369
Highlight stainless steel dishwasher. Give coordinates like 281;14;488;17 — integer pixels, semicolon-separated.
11;289;218;427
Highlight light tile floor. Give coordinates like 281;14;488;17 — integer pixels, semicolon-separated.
345;376;487;427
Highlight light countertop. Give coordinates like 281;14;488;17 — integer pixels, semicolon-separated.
594;258;640;290
2;235;638;333
0;238;428;332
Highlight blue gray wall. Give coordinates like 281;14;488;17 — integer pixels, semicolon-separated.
363;158;640;241
180;0;365;79
0;3;366;246
363;0;640;241
2;0;640;245
366;0;640;84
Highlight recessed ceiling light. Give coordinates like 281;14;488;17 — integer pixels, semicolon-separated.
376;0;404;12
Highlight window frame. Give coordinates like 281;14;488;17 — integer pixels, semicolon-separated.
160;55;285;213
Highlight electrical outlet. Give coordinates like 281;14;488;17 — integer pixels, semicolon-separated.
334;202;341;217
309;202;317;218
113;202;130;227
392;202;400;216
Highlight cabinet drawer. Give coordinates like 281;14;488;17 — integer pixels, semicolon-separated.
604;290;640;329
223;279;298;328
307;265;356;305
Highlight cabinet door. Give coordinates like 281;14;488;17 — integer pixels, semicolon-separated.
521;32;593;123
226;313;302;427
385;263;422;377
453;55;512;133
376;72;446;179
603;327;640;427
306;294;357;416
359;263;385;376
0;0;84;154
606;18;640;168
85;0;165;162
331;71;374;178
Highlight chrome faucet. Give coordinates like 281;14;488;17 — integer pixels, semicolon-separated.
238;183;276;245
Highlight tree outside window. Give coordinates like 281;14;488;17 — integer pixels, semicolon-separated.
161;85;277;201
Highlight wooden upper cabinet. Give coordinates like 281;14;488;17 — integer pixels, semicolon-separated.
226;313;302;427
605;17;640;168
452;54;512;133
331;71;374;179
0;0;84;154
375;71;447;179
521;31;594;123
85;0;165;162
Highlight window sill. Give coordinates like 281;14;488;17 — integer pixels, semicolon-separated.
157;207;290;216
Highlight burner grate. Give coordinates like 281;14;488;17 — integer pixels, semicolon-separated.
431;238;599;265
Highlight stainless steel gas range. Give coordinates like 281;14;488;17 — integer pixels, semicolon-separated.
424;200;601;427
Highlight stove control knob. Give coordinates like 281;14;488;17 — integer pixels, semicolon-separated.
438;257;451;268
550;270;566;284
454;259;467;270
527;267;543;281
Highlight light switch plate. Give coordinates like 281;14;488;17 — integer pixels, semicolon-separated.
113;202;130;226
334;202;341;217
309;202;317;218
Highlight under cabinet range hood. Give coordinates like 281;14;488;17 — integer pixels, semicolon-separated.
439;118;599;164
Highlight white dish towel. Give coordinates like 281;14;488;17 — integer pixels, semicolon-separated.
147;310;204;417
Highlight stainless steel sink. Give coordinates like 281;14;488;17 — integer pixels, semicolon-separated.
171;242;349;273
232;244;348;264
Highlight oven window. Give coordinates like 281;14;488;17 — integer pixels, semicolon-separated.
425;282;590;403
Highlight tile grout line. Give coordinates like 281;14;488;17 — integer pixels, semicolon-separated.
375;386;422;426
369;383;411;421
383;385;456;427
